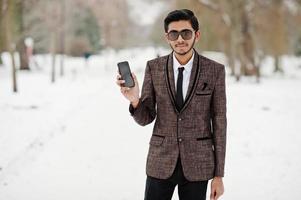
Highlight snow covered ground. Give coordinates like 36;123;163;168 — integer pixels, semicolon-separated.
0;47;301;200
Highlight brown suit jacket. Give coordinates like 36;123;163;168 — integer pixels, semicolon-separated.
129;50;227;181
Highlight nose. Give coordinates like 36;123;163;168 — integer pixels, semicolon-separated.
177;34;185;42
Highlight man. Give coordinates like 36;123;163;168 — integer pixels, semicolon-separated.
116;9;227;200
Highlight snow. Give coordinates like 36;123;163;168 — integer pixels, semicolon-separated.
0;47;301;199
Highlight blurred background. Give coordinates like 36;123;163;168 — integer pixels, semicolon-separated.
1;0;301;81
0;0;301;199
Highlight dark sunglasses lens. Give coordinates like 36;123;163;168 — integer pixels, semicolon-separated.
168;31;179;41
181;30;193;40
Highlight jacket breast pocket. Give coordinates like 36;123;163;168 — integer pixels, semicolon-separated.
195;82;213;96
195;90;213;96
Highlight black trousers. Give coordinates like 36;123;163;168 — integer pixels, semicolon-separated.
144;157;208;200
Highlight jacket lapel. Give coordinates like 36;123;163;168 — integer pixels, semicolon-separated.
167;52;176;99
164;50;201;114
184;50;199;102
164;52;177;113
181;50;201;112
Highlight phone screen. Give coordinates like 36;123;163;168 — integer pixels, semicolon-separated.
117;61;135;88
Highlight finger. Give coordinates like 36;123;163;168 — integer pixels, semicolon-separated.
120;87;127;93
216;189;224;200
120;87;130;93
117;75;123;82
132;73;138;84
210;192;214;200
116;79;125;82
215;192;221;200
116;79;125;84
210;191;215;200
116;79;125;86
116;81;123;87
132;72;137;80
215;191;222;200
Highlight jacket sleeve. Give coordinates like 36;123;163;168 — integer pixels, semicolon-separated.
129;61;156;126
211;64;227;177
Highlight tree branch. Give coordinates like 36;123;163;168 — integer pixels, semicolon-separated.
198;0;219;11
198;0;231;26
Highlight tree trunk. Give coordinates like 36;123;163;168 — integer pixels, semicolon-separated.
228;32;236;76
17;38;30;70
0;0;4;67
274;55;283;73
59;0;65;77
51;31;57;83
60;55;64;76
229;29;241;81
10;49;17;92
255;64;260;83
51;53;56;83
238;48;247;76
16;1;28;70
239;4;258;77
4;0;18;92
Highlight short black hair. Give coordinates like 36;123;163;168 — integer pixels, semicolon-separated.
164;9;199;33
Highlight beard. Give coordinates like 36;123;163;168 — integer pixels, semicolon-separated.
170;37;196;56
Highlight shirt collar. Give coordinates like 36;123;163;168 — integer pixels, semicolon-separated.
173;51;194;74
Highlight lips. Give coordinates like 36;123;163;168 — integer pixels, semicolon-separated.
176;44;187;47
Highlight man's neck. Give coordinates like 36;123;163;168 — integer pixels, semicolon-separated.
174;49;194;65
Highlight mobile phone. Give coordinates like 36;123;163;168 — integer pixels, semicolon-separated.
117;61;135;88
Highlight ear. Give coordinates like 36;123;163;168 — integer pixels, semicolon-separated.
195;31;201;42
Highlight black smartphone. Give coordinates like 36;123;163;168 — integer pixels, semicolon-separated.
117;61;135;88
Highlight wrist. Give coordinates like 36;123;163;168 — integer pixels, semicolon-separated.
131;98;139;108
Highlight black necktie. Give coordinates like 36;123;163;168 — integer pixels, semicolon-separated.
176;67;185;110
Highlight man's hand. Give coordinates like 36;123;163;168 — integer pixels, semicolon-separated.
116;72;140;108
210;177;224;200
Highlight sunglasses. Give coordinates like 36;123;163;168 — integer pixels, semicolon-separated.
167;29;194;41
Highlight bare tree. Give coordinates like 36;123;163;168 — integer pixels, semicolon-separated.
48;1;60;83
195;0;256;81
0;0;3;66
22;0;67;82
175;0;297;81
31;0;61;82
59;0;66;77
253;0;289;74
2;0;18;92
15;0;30;70
87;0;130;49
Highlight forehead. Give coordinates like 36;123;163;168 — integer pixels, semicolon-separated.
167;20;193;32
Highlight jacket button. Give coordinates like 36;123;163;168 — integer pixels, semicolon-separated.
179;118;182;121
178;138;183;142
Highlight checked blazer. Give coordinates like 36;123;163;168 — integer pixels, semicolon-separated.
129;50;227;181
